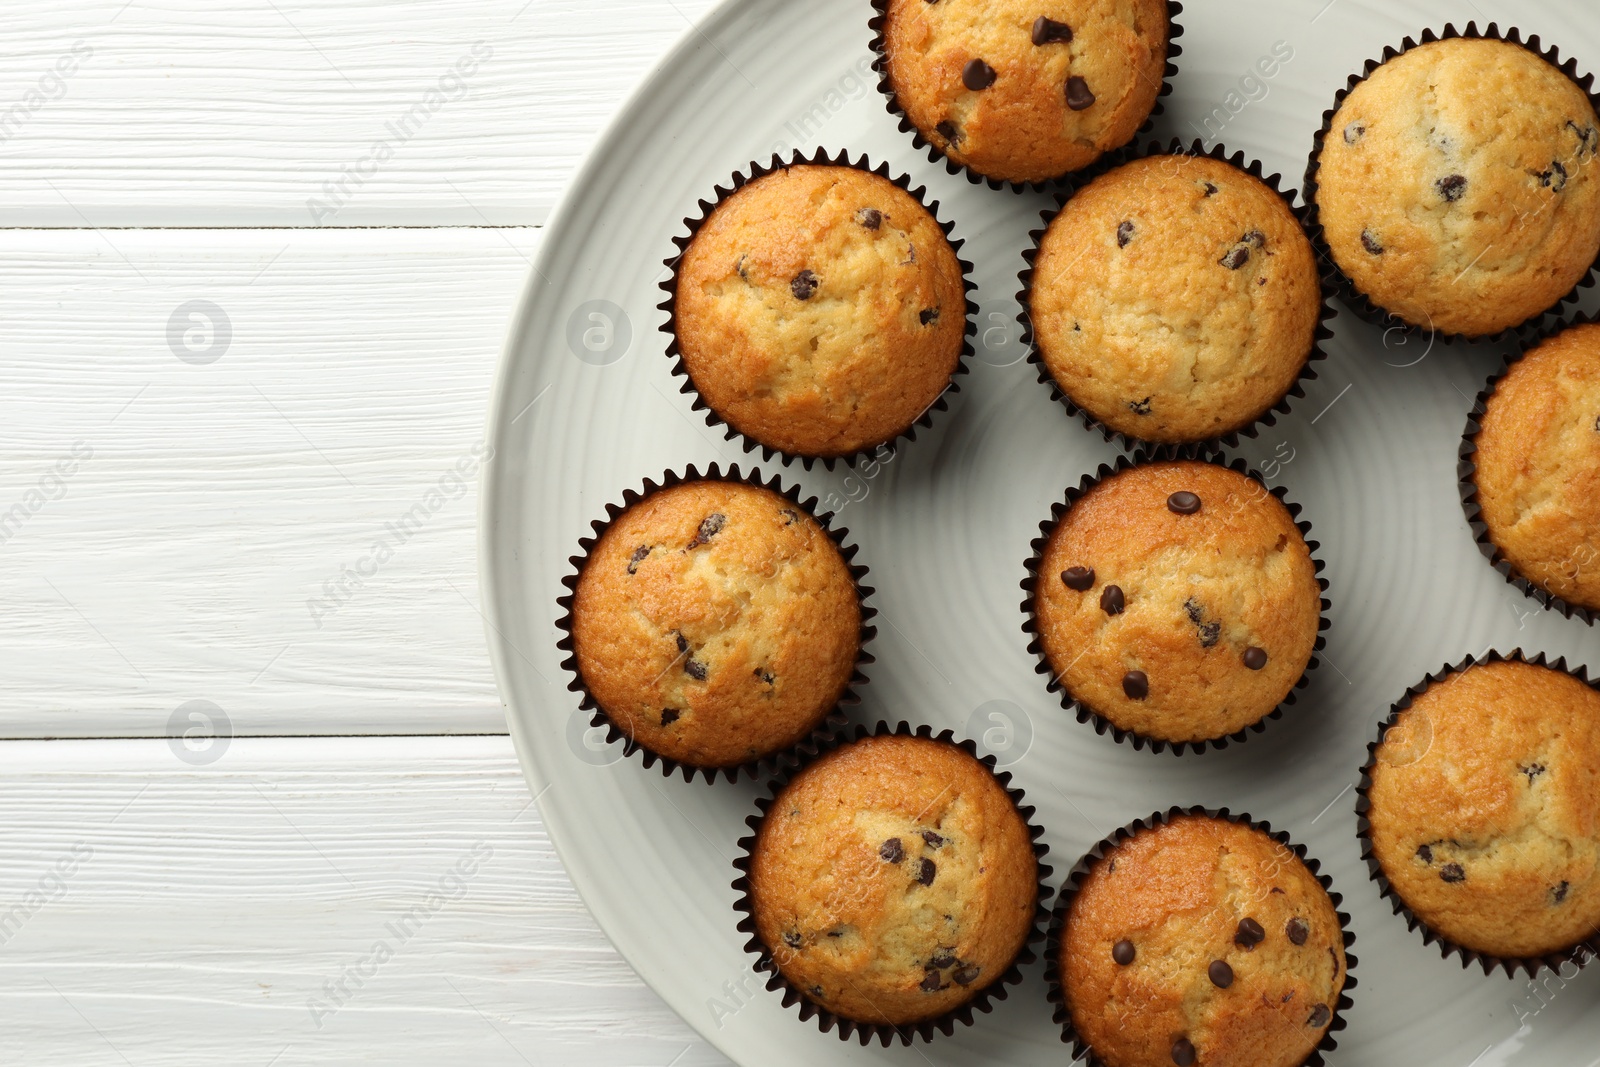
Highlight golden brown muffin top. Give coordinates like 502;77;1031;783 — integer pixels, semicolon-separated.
748;734;1038;1026
1034;461;1321;744
1063;815;1346;1067
1473;323;1600;613
570;480;860;769
1316;38;1600;337
674;164;965;459
1032;154;1320;443
1367;660;1600;959
882;0;1169;184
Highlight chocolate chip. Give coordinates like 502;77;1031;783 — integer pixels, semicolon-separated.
687;512;726;548
780;508;798;525
856;207;882;230
952;964;980;985
921;830;945;849
1112;939;1136;965
809;984;824;998
1361;229;1384;255
1344;121;1366;145
1522;763;1546;783
1329;946;1340;976
1235;918;1266;948
1243;647;1268;671
783;931;802;949
1242;230;1266;248
1032;16;1073;44
935;120;961;144
1066;76;1095;111
1128;396;1152;415
1202;181;1218;197
790;270;818;300
1437;174;1467;202
1542;160;1569;191
1123;670;1149;700
735;253;750;280
684;656;707;681
1167;492;1201;515
1286;918;1309;946
1199;622;1221;648
1172;1038;1196;1066
1569;120;1600;158
1208;960;1234;988
1308;1004;1331;1028
660;708;680;727
675;633;688;653
754;668;775;685
929;949;957;968
917;858;936;886
627;545;650;574
1062;566;1095;591
962;58;996;91
1441;863;1466;883
1220;245;1251;270
1416;844;1433;864
1184;598;1204;624
919;307;940;326
1116;220;1135;247
1552;881;1570;904
880;838;904;863
920;968;944;992
1100;585;1125;615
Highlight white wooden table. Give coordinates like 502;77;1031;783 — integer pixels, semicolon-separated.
0;2;733;1061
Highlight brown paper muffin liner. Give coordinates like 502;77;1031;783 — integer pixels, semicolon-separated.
1045;805;1358;1067
1355;648;1600;979
867;0;1185;193
1020;447;1331;755
1459;312;1600;627
657;147;976;471
729;720;1053;1046
1303;22;1600;347
1017;138;1337;452
554;463;876;784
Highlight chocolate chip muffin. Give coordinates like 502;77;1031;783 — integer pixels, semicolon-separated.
877;0;1171;184
671;161;966;460
1028;152;1321;444
1030;460;1322;748
1470;322;1600;616
1365;658;1600;961
1060;814;1348;1067
744;732;1040;1028
1313;36;1600;338
568;477;861;771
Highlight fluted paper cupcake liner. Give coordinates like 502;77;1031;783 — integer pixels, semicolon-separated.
868;0;1184;193
1459;313;1600;627
1303;22;1600;347
1020;447;1331;755
554;463;876;784
658;147;976;471
1356;649;1600;978
1045;805;1357;1067
729;721;1053;1046
1017;138;1336;452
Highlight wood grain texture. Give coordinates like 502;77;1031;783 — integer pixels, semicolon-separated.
0;0;714;227
0;735;730;1066
0;227;537;736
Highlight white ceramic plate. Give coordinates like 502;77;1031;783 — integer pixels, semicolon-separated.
481;0;1600;1062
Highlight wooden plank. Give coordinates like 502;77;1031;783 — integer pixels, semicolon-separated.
0;227;533;736
0;0;714;227
0;735;728;1064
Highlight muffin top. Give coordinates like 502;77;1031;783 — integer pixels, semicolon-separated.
1472;323;1600;613
570;479;860;769
1367;660;1600;959
1062;815;1346;1067
1033;461;1321;745
674;164;965;459
881;0;1170;184
747;734;1038;1026
1315;37;1600;338
1031;154;1321;443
